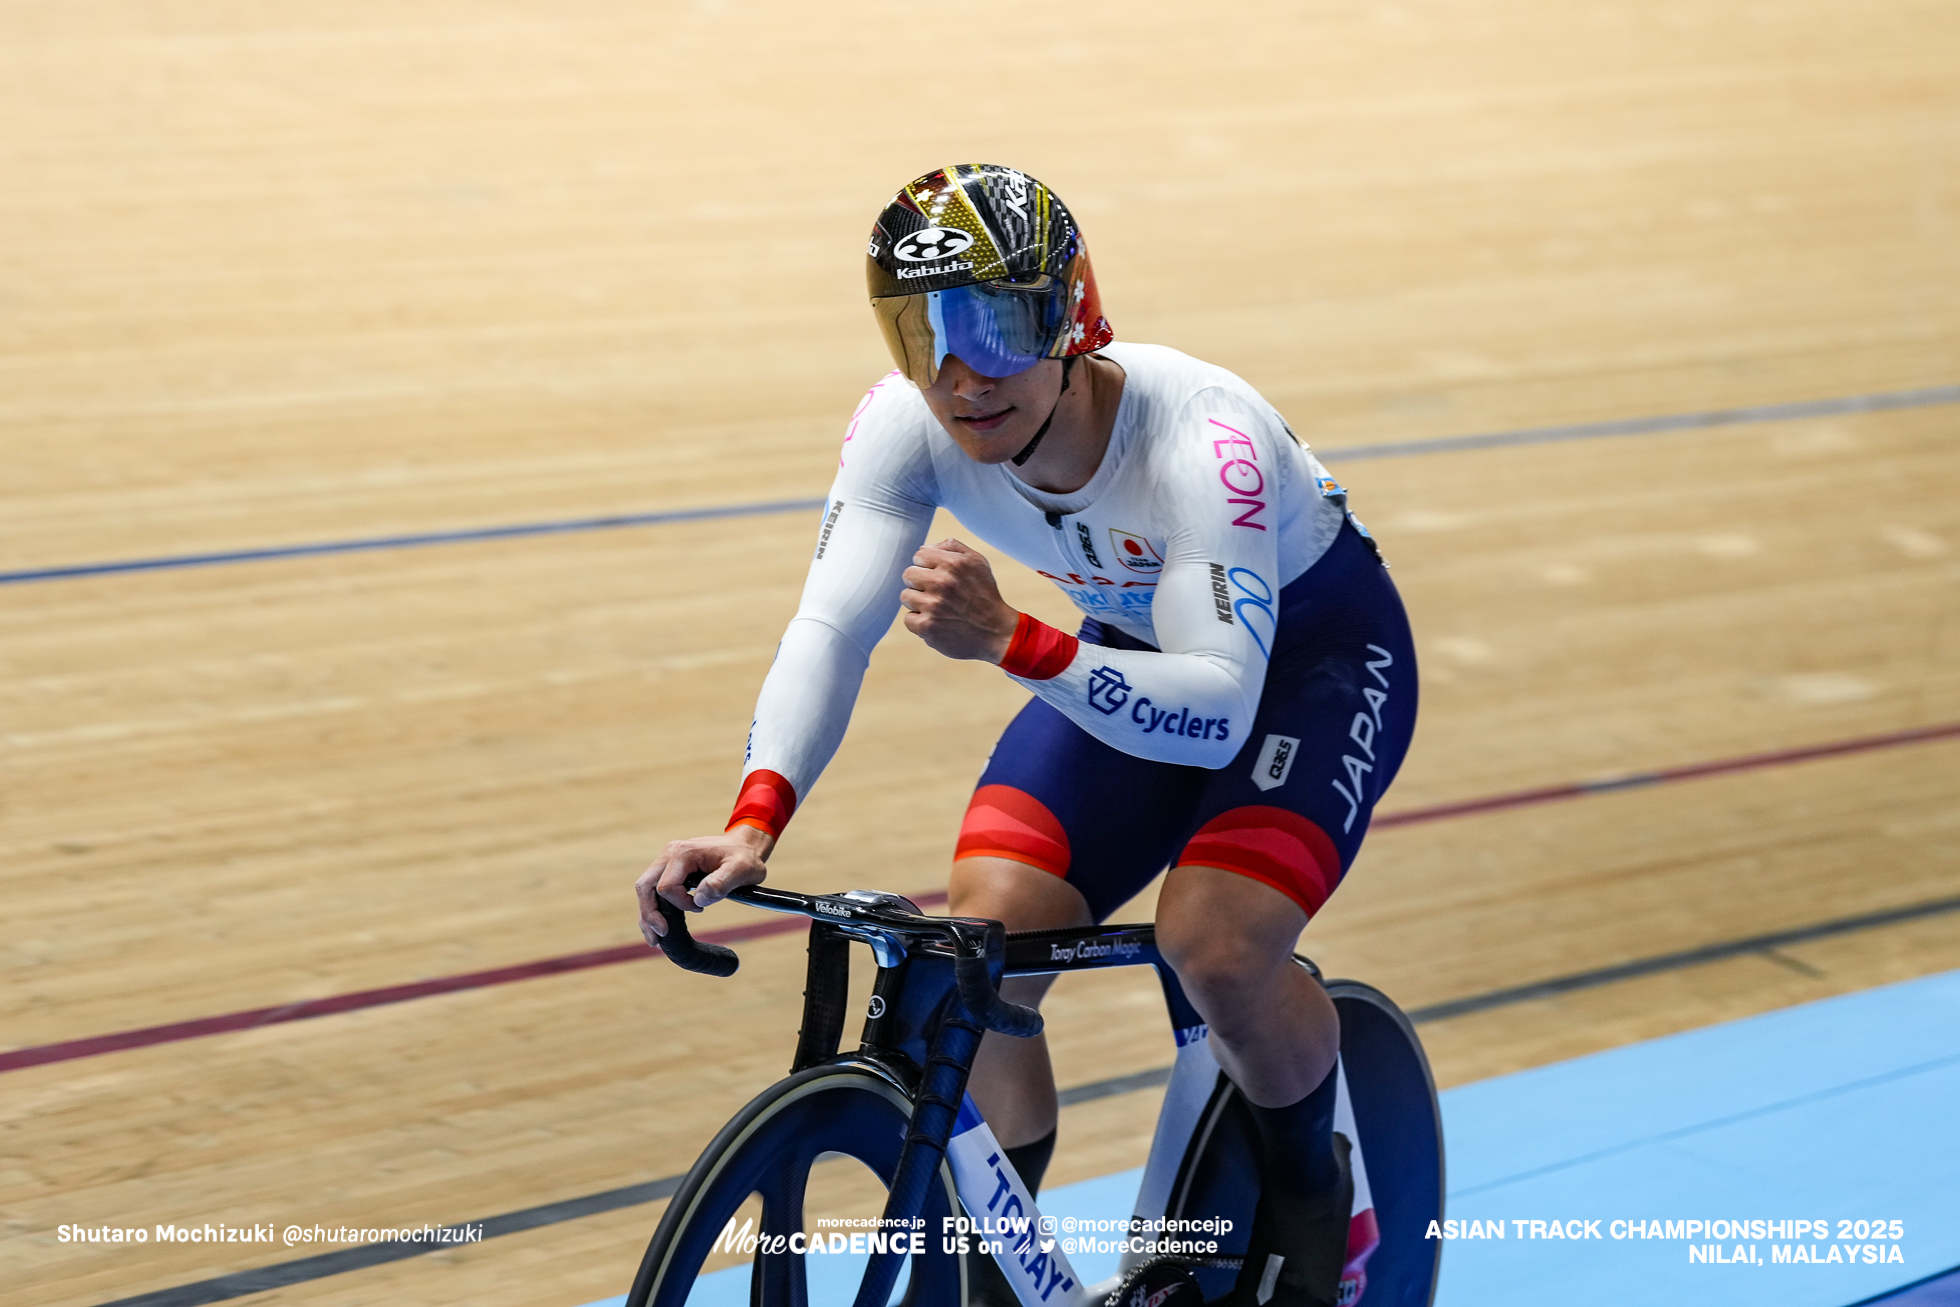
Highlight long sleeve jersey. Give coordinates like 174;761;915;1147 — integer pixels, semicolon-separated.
725;342;1352;837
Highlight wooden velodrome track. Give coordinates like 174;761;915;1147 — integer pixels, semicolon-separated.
5;0;1957;1303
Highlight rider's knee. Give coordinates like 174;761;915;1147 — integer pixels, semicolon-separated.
1155;912;1285;1009
1158;808;1336;997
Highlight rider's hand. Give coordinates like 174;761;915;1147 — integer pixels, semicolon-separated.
638;824;774;943
900;538;1019;663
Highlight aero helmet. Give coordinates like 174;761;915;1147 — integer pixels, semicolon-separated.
867;165;1113;389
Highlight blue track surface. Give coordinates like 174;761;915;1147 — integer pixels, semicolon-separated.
1434;968;1960;1306
584;969;1960;1307
1859;1266;1960;1305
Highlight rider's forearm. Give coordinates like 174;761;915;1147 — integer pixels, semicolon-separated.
1001;619;1258;768
731;615;873;837
729;463;930;839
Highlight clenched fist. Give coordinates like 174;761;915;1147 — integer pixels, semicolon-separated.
899;538;1020;663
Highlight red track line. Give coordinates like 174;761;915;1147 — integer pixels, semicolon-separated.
1371;721;1960;828
0;896;945;1075
6;721;1958;1077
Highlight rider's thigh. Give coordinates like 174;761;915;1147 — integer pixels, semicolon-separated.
949;855;1093;930
965;694;1202;922
950;856;1091;1006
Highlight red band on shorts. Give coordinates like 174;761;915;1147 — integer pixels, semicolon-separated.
954;784;1072;876
726;769;797;840
1174;806;1342;916
999;613;1078;681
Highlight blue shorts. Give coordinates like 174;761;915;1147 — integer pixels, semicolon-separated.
956;523;1417;922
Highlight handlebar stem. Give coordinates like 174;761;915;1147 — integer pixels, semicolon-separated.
653;878;1043;1038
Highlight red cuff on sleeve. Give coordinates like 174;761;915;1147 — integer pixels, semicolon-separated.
726;769;797;840
999;612;1079;681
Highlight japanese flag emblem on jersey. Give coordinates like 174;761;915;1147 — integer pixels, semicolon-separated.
1109;529;1164;574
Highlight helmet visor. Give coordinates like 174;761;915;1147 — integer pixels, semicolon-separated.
871;277;1070;388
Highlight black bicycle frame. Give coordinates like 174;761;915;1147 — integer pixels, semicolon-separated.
652;885;1320;1307
793;916;1195;1307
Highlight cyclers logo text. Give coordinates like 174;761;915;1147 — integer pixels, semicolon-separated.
1128;697;1230;741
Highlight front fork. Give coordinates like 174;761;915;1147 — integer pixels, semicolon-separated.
852;997;982;1307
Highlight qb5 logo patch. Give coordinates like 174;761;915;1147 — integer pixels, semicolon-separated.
1252;734;1299;791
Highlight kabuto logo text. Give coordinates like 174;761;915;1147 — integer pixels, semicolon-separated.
896;261;974;279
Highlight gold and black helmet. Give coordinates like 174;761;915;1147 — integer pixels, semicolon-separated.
867;165;1113;388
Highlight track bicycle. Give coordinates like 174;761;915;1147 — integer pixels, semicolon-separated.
626;882;1443;1307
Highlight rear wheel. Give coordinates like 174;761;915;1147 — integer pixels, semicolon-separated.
1156;976;1443;1307
627;1064;964;1307
1325;979;1444;1307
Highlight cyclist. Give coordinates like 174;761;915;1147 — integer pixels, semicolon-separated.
638;164;1417;1307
